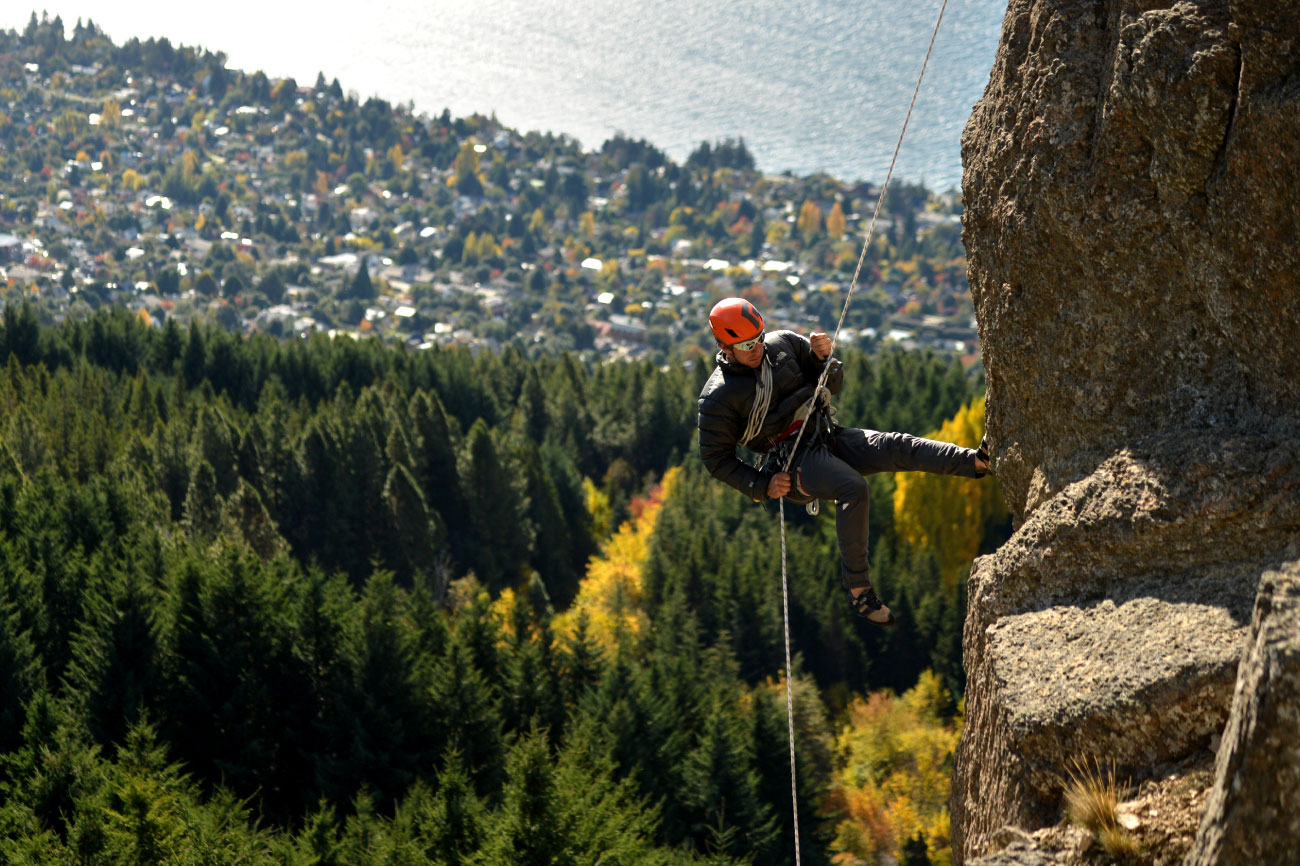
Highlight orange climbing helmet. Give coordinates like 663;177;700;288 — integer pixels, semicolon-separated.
708;297;765;346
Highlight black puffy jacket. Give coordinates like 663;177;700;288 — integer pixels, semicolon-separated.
696;330;843;500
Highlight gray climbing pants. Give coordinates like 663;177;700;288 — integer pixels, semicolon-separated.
793;429;981;588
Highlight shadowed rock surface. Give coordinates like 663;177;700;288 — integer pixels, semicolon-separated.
952;0;1300;861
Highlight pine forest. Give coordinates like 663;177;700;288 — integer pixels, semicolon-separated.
0;309;1008;865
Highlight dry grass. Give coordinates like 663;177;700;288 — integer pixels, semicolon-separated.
1063;757;1140;859
1098;824;1141;858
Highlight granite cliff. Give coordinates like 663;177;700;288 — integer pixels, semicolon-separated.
952;1;1300;863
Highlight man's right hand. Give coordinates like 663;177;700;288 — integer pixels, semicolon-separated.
767;472;792;499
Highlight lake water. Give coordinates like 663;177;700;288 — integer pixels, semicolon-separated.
8;0;1005;190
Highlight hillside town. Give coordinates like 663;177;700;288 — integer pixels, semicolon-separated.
1;14;978;365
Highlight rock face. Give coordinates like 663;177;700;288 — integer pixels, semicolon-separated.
1187;561;1300;866
953;0;1300;862
962;0;1300;518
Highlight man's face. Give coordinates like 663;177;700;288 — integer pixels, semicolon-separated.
722;337;765;369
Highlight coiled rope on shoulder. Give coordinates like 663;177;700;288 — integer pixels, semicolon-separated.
777;2;950;862
740;354;774;448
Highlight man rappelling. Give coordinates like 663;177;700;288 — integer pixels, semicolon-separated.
696;297;991;625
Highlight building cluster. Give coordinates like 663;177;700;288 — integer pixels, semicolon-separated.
1;51;978;364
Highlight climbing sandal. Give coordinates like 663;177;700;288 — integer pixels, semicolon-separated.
847;586;895;626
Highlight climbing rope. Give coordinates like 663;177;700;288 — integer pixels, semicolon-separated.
776;1;950;861
778;496;801;866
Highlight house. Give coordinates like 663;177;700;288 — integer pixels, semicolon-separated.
0;233;22;263
349;207;377;231
606;314;647;342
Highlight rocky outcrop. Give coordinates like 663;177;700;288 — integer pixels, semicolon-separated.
1187;561;1300;866
953;0;1300;862
952;436;1299;858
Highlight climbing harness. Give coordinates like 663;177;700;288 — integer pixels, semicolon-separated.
756;373;838;515
775;1;951;862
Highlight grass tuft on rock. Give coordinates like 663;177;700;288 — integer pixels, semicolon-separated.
1063;757;1140;858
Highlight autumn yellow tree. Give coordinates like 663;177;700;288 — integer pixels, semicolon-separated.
461;231;479;267
553;467;680;652
474;232;500;262
452;141;483;195
120;169;146;192
797;199;823;245
179;150;200;194
829;671;961;866
99;98;122;128
826;201;847;240
893;395;1007;587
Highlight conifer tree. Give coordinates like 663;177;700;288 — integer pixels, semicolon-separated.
291;567;355;808
63;566;161;749
427;633;504;796
680;703;779;861
5;690;108;853
0;300;41;366
162;552;312;823
517;442;577;603
292;417;345;568
101;722;189;864
540;441;598;587
380;462;443;581
458;419;531;593
182;460;223;538
330;573;431;810
516;365;549;444
557;610;605;710
182;320;207;387
478;728;672;866
413;751;486;863
283;804;343;864
406;391;462;519
345;259;375;300
193;404;239;497
223;480;288;559
0;595;41;754
498;617;563;738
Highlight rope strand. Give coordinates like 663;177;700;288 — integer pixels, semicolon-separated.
781;0;950;478
834;0;951;352
780;497;801;866
776;4;950;863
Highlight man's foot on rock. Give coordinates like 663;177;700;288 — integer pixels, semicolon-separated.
847;585;894;626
